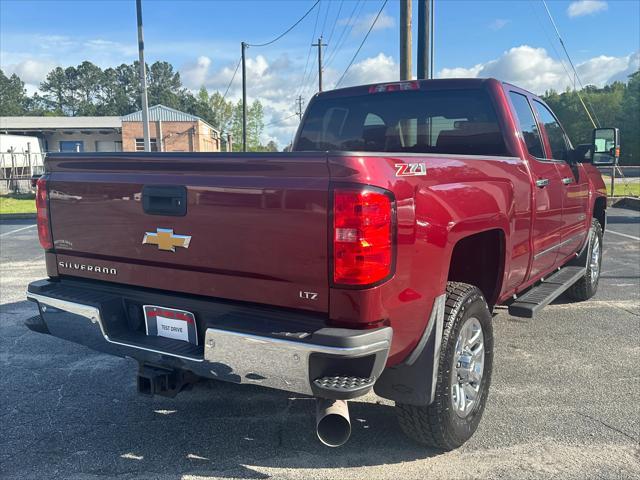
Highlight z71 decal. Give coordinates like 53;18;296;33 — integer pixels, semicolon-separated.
395;163;427;177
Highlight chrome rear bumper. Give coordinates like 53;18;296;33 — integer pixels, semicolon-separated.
27;281;392;399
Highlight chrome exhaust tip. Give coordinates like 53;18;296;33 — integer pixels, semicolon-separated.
316;398;351;447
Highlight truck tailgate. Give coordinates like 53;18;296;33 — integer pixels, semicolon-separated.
47;153;330;313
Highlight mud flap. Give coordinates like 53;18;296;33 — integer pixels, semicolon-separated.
374;294;446;406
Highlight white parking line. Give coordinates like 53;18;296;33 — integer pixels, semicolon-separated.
0;224;36;237
606;230;640;241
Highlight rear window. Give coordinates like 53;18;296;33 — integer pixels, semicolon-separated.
295;88;508;156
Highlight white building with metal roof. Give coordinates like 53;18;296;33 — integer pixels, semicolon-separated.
0;105;222;153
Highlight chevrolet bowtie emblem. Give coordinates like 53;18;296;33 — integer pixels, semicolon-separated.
142;228;191;252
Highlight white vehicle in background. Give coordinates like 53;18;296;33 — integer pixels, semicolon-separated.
0;134;45;193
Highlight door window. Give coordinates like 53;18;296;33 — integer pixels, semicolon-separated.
508;92;544;158
533;100;569;161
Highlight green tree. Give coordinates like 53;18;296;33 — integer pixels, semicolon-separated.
619;71;640;165
247;100;265;150
147;61;186;109
99;63;141;115
0;69;27;115
209;91;235;132
40;66;68;114
74;61;103;115
229;99;266;151
188;87;215;125
264;140;279;152
24;92;50;115
230;99;244;151
543;72;639;165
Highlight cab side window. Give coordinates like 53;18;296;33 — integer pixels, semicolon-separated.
508;92;544;158
533;100;569;161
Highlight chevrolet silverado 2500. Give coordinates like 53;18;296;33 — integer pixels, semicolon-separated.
26;78;618;450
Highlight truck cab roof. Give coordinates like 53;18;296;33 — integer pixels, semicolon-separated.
317;78;503;99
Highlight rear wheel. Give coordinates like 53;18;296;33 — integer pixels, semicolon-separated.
396;282;493;451
566;218;603;301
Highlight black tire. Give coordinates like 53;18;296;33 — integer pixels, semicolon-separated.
396;282;494;451
566;219;603;301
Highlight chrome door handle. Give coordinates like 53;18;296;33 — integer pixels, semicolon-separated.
562;177;575;185
536;178;550;188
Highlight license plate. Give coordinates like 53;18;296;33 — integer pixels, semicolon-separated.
144;305;198;345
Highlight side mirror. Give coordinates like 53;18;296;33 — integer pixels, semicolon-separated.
591;127;619;166
571;143;592;163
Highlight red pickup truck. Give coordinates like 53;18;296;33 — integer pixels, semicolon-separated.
27;78;617;450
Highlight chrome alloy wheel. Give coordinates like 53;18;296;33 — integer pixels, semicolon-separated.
590;233;601;286
451;316;485;418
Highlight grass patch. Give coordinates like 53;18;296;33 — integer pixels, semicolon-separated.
601;176;640;197
0;194;36;214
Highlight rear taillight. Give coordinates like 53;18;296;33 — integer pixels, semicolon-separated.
333;188;395;286
36;176;52;250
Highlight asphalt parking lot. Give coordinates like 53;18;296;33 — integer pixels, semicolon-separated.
1;208;639;480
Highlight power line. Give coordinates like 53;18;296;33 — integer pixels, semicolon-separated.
221;57;241;102
264;113;298;128
246;0;320;47
325;0;344;48
335;0;389;88
540;0;600;128
307;0;364;97
530;3;569;72
529;3;578;92
296;0;323;100
324;0;363;69
320;0;331;37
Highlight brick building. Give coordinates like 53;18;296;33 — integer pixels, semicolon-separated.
1;104;222;153
121;105;221;152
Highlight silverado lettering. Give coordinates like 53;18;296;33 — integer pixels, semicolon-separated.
27;78;615;450
58;261;117;275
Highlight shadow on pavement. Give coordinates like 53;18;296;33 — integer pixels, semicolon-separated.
1;300;442;479
606;215;639;225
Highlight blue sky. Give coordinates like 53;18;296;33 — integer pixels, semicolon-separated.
1;0;639;146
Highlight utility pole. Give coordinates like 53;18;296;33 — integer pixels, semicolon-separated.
241;41;247;152
417;0;430;79
312;36;327;92
400;0;412;81
430;0;434;79
296;96;304;120
136;0;151;151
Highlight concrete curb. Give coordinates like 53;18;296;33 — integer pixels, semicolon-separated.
608;197;640;211
0;213;37;220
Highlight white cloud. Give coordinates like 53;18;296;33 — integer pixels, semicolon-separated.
334;53;397;87
608;51;640;83
439;64;484;78
575;53;633;86
6;58;57;85
181;46;639;147
340;11;395;35
1;57;59;94
437;45;639;93
567;1;608;18
489;19;510;31
82;39;137;57
180;56;213;89
178;51;400;148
